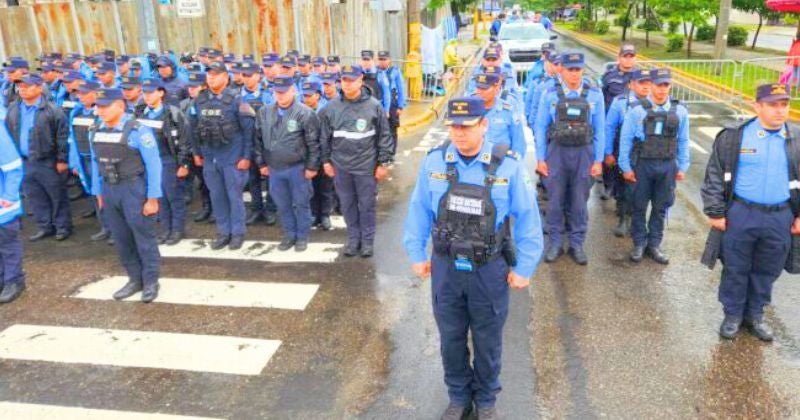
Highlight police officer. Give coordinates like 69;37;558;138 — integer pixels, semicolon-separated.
601;44;638;111
297;55;319;86
702;83;799;342
377;51;406;145
303;80;334;230
534;52;605;265
311;56;327;77
59;70;84;115
190;61;256;250
320;65;394;257
472;67;527;158
326;56;342;75
137;79;192;245
41;62;63;104
604;68;652;237
95;61;119;89
121;76;145;114
116;55;133;78
360;51;392;116
90;88;161;302
156;55;189;107
523;42;555;115
403;97;543;420
321;72;340;102
182;72;214;224
6;74;73;241
619;68;689;264
2;58;29;107
526;52;562;129
0;118;26;303
254;76;321;251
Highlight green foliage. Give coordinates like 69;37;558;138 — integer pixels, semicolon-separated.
733;0;783;20
595;20;610;34
695;25;716;41
577;16;596;32
666;35;684;52
614;14;631;28
727;26;749;47
667;20;680;34
637;17;661;32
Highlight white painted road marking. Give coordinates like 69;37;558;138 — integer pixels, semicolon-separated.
0;325;281;375
73;276;319;310
0;402;224;420
698;126;722;140
689;114;713;119
412;146;429;152
690;140;709;154
159;240;342;263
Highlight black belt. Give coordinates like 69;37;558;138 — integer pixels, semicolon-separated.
733;195;790;213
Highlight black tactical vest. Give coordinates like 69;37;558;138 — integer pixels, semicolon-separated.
194;89;238;147
547;83;593;147
363;72;384;102
136;107;179;159
71;113;95;155
638;99;680;160
431;143;510;269
91;120;146;185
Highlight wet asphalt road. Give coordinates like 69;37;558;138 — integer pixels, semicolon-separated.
2;33;800;420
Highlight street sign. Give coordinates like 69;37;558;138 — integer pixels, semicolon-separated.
176;0;205;18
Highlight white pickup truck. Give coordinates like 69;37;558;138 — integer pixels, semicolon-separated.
497;22;557;84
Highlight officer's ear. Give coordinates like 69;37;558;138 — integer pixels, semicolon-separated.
478;117;489;130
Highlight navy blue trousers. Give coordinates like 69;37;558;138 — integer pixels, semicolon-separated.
333;166;377;245
248;166;277;214
431;254;509;409
631;159;676;248
544;144;593;248
160;160;188;235
24;159;72;234
720;201;792;320
204;160;248;237
311;171;335;220
81;154;109;230
104;177;160;287
0;219;24;287
269;164;313;240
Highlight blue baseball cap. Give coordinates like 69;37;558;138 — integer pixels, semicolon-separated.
321;72;339;84
207;48;223;59
483;49;500;60
756;83;791;103
287;49;300;57
20;74;44;86
187;72;207;87
115;55;131;64
242;53;255;62
444;97;487;126
473;72;501;89
541;42;556;53
120;76;141;90
297;55;311;65
206;61;227;73
562;52;585;69
237;61;259;75
95;61;116;74
77;81;101;94
141;78;163;92
272;76;295;93
377;51;391;60
62;71;85;83
340;64;363;80
650;68;672;84
223;53;236;63
629;68;651;82
327;55;340;64
156;55;173;67
279;56;296;68
95;88;125;106
311;56;326;65
3;58;29;70
302;80;322;95
39;62;58;72
545;53;561;64
361;50;375;59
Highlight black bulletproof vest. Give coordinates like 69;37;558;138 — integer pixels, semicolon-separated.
638;99;680;159
71;113;95;155
547;83;593;147
431;143;509;267
136;107;179;159
363;72;383;102
195;89;238;147
91;120;145;185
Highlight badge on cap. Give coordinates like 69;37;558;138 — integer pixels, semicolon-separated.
452;101;469;115
771;85;787;96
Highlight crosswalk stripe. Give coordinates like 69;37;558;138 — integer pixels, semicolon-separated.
0;402;224;420
412;146;429;152
689;113;713;119
0;325;281;375
73;276;319;310
159;240;342;263
690;140;709;154
698;126;722;139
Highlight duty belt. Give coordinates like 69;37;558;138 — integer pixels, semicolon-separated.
733;195;790;213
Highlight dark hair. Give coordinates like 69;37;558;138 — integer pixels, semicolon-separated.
498;13;506;19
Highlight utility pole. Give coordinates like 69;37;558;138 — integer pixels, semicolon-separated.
713;0;732;60
136;0;160;53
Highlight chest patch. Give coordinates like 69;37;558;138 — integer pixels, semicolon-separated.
739;148;758;155
447;194;484;216
429;172;447;180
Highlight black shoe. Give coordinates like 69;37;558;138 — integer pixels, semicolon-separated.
107;237;115;246
208;215;216;224
278;237;296;251
141;283;159;303
157;231;170;245
0;282;25;304
91;229;110;241
544;245;564;263
193;207;211;223
113;281;142;300
344;240;360;257
246;211;265;225
744;318;774;342
165;231;183;246
210;235;231;250
613;216;629;238
599;188;610;201
646;246;669;265
264;212;277;226
29;230;54;242
319;216;333;231
440;402;473;420
719;315;742;339
477;406;498;420
81;208;96;219
360;241;374;258
568;246;588;265
630;246;645;263
229;235;245;250
54;230;71;241
295;238;308;252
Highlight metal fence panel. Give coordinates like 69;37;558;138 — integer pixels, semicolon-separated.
738;57;800;101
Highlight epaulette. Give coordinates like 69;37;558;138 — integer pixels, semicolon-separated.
427;140;450;155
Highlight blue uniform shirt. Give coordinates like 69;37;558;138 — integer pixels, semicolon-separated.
484;98;527;158
734;120;791;205
618;96;690;174
604;92;643;156
534;83;606;163
381;65;407;109
364;67;392;112
17;98;42;157
526;76;556;128
241;85;274;107
90;114;163;199
0;122;24;225
67;104;97;190
402;140;544;278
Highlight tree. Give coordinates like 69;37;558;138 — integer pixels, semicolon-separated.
652;0;717;58
733;0;783;49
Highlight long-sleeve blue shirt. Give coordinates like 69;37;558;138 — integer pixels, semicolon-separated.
67;104;97;192
17;98;42;157
734;120;791;205
0;122;24;225
534;83;606;163
381;65;407;109
604;92;643;156
364;67;392;112
90;115;163;199
403;140;544;278
618;97;690;174
484;98;527;158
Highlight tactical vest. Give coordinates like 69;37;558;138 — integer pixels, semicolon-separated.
547;83;593;147
71;113;95;155
612;93;638;157
91;120;145;185
136;107;180;159
363;72;384;102
637;99;680;159
194;89;238;147
431;143;510;269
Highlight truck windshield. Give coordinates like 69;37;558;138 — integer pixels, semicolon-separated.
498;25;549;40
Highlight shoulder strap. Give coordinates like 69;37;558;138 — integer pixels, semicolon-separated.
640;98;653;110
487;143;509;178
785;125;800;215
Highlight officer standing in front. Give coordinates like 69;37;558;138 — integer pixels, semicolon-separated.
320;65;394;257
701;83;799;342
403;97;543;420
471;67;526;158
619;68;689;264
191;62;256;250
534;52;605;265
254;76;321;251
90;88;162;303
0;116;26;304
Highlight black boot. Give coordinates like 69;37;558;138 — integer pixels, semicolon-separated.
165;231;183;246
360;241;374;258
91;228;110;242
157;231;170;245
613;216;629;238
29;230;54;242
193;205;212;223
319;215;333;231
113;280;143;300
630;245;645;263
141;283;159;303
744;317;774;342
278;237;296;251
229;235;245;250
210;235;231;250
544;245;564;263
646;246;670;265
719;315;742;339
344;240;359;257
0;282;25;304
264;212;277;226
295;238;308;252
568;246;588;265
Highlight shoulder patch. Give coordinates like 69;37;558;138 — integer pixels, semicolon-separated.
139;131;156;149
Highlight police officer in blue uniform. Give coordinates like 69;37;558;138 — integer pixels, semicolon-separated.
121;76;145;114
136;79;192;246
522;42;555;115
619;68;690;264
90;88;162;303
6;74;73;242
321;72;340;102
471;68;527;158
600;44;638;111
311;56;327;77
403;97;543;420
377;51;406;145
702;83;800;342
604;68;652;237
95;62;119;89
534;52;605;265
2;58;29;108
360;51;392;116
326;55;342;75
190;61;256;250
254;76;321;251
320;65;394;257
182;72;214;224
526;53;562;130
0;119;26;303
310;76;337;230
156;55;189;107
59;70;84;115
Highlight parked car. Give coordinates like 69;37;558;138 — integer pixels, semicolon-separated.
496;22;557;83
